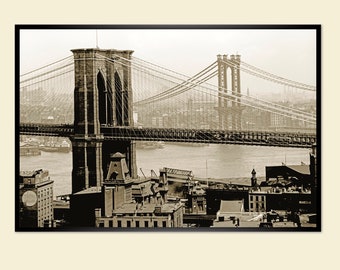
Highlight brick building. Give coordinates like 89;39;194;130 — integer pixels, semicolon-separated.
70;152;184;228
95;201;183;228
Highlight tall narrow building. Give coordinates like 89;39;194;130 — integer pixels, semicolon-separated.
19;169;54;228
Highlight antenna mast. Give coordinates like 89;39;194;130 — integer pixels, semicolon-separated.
96;30;99;48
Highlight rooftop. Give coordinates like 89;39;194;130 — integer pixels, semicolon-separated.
112;201;183;215
286;165;310;175
212;213;317;229
19;169;51;185
219;200;244;213
110;152;125;158
73;186;102;195
20;169;48;177
212;208;304;228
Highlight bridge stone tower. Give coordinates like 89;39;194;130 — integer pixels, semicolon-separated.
217;54;242;130
71;48;137;194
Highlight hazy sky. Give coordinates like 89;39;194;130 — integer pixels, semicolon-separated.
19;27;317;89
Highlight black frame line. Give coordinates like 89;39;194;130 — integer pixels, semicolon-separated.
15;24;321;232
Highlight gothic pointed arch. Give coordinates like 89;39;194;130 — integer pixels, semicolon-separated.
98;70;114;125
114;71;123;126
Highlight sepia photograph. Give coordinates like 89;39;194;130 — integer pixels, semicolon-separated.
16;25;320;231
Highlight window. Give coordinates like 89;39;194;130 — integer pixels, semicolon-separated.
162;221;167;228
127;221;131;227
118;220;122;227
144;221;149;228
154;221;158;228
136;221;140;228
109;220;113;227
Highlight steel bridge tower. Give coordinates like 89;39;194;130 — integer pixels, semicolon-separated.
217;54;242;130
71;48;137;194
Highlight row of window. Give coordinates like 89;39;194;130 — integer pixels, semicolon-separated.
38;197;53;207
38;216;53;227
99;220;169;228
249;195;265;201
38;206;53;216
119;220;168;228
38;186;53;199
249;202;265;210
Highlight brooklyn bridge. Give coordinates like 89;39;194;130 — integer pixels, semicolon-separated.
19;48;317;194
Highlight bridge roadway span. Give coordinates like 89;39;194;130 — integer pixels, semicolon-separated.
19;123;316;148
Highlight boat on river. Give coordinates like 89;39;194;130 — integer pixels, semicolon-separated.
40;140;71;153
20;142;41;156
136;141;165;149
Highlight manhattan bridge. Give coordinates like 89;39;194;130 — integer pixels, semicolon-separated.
19;48;317;193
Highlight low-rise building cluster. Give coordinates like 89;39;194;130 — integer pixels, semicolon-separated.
19;145;318;229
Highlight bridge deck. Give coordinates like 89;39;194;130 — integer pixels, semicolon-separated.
19;123;316;148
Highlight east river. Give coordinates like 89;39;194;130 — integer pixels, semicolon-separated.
20;143;311;198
